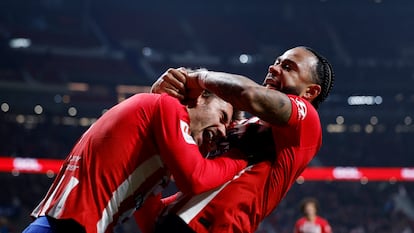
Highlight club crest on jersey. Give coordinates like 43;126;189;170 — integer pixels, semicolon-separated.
290;97;307;121
180;120;197;145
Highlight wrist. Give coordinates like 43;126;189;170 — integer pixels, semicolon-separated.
197;71;209;89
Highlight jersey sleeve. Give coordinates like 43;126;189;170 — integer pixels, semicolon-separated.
286;95;313;127
322;219;332;233
134;193;163;233
153;94;247;195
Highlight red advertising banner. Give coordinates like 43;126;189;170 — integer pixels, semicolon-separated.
1;157;414;182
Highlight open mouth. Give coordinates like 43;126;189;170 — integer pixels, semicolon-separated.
264;79;280;90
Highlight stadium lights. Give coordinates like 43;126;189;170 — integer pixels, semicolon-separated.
239;54;252;64
1;103;9;112
336;116;344;125
404;116;412;125
370;116;378;125
34;105;43;115
347;95;383;105
142;47;153;57
9;38;31;49
68;107;77;116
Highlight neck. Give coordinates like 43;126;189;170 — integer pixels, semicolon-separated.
306;215;316;222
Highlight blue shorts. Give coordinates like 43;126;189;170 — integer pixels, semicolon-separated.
22;216;53;233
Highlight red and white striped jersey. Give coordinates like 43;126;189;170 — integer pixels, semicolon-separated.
294;216;332;233
31;93;246;233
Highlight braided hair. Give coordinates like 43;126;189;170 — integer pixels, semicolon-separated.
303;47;335;109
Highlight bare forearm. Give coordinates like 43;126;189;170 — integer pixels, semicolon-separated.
199;71;292;125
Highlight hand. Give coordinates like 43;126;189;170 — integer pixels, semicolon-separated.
151;68;187;100
151;68;206;106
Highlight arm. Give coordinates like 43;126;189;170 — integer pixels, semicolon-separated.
134;193;163;233
323;221;332;233
134;192;182;233
154;95;247;195
191;71;292;125
151;68;292;125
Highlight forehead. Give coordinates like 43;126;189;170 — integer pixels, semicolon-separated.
277;47;318;68
305;202;317;207
208;97;233;115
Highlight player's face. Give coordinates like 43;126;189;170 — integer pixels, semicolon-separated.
264;47;318;97
188;96;233;155
304;202;317;217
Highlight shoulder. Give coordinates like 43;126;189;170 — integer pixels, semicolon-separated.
295;217;306;225
287;95;319;124
316;216;330;225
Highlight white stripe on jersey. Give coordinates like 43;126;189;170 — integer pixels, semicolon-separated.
97;155;164;233
34;174;67;217
48;176;79;218
177;166;252;224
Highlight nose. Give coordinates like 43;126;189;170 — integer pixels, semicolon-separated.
217;124;227;138
268;64;281;76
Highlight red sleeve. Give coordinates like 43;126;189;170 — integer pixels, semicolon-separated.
286;95;311;127
153;94;247;195
294;219;302;233
161;192;181;206
134;193;163;233
321;218;332;233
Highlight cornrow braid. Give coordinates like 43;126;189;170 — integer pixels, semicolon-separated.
303;47;335;109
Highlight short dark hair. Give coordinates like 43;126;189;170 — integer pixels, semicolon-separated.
303;47;335;109
300;197;320;214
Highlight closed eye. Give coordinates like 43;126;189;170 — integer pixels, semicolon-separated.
221;110;229;126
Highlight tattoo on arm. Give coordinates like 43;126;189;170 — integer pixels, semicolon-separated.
202;72;292;125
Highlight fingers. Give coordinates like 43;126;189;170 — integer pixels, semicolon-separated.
162;84;185;100
151;68;188;100
164;68;186;94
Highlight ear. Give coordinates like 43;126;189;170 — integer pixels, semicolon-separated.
303;84;321;101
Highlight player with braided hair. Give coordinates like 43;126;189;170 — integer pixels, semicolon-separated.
303;47;335;109
149;46;334;233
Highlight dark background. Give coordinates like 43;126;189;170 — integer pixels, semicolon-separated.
0;0;413;232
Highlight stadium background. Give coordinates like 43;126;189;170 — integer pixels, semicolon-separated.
1;0;414;232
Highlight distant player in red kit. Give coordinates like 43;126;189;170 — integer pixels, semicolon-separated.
294;198;332;233
150;46;335;233
22;90;250;233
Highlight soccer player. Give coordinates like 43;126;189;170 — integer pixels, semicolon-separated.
151;46;335;233
294;198;332;233
22;90;249;233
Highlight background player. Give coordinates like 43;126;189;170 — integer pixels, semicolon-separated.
151;46;335;232
294;198;332;233
22;91;249;233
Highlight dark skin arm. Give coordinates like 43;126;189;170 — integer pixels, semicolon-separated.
152;68;292;125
